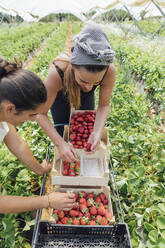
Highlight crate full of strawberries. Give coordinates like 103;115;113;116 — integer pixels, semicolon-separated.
61;160;80;177
51;186;115;225
69;110;96;150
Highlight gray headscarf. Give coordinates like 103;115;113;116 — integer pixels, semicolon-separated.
70;23;115;66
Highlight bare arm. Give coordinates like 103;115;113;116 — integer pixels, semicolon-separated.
4;124;51;175
36;63;77;162
0;192;75;213
88;64;116;150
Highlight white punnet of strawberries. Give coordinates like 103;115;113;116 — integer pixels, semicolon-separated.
52;191;114;225
69;111;96;150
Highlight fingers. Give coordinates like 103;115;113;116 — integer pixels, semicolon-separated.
61;147;77;162
67;192;75;199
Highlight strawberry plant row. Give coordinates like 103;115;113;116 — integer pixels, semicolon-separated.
108;33;165;111
104;61;165;247
28;22;69;80
0;22;58;62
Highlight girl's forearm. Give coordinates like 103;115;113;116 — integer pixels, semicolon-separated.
36;114;65;147
0;195;48;213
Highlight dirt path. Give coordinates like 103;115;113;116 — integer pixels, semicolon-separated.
24;22;73;69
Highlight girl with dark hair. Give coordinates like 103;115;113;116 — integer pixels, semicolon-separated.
0;58;75;213
36;23;116;162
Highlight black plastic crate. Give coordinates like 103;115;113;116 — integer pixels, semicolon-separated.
32;221;132;248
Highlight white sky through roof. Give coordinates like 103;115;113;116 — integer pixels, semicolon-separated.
0;0;164;21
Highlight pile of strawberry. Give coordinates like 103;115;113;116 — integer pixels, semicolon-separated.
52;191;114;225
62;161;80;176
69;111;96;150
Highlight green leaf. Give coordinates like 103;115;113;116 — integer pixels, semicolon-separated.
144;222;156;232
149;230;158;243
137;166;145;177
157;216;165;230
158;203;165;213
160;230;165;240
23;219;35;231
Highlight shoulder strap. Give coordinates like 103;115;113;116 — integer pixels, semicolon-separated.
52;62;64;82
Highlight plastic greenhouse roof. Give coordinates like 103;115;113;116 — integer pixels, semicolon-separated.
0;0;165;21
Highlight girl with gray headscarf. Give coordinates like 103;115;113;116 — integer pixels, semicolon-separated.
36;23;116;162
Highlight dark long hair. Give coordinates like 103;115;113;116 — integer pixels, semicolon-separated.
0;58;47;113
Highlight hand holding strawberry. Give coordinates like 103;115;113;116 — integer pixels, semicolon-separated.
48;192;75;211
85;131;101;153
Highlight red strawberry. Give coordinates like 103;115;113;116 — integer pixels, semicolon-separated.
78;211;83;217
86;143;92;151
99;193;106;202
79;198;86;205
95;215;102;224
62;169;68;176
98;202;104;207
87;193;94;199
77;141;82;146
70;133;76;140
105;209;113;221
61;217;69;224
90;206;97;216
79;127;84;133
86;198;94;207
58;210;64;219
97;206;105;216
84;212;91;220
69;210;79;217
63;164;69;170
79;204;88;213
75;193;79;200
73;218;80;225
89;220;96;225
103;199;108;205
95;196;101;203
80;217;89;225
68;169;75;176
72;202;79;210
70;119;75;124
75;171;80;176
70;162;75;169
56;220;62;224
77;117;84;122
100;217;108;225
79;191;87;198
